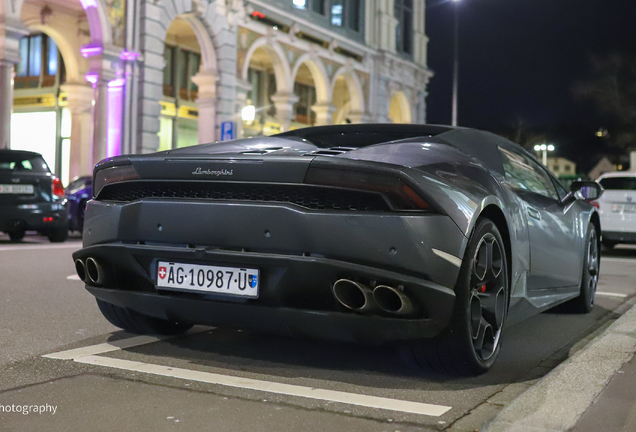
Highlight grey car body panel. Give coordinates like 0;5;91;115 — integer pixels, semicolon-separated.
83;199;466;291
82;124;599;339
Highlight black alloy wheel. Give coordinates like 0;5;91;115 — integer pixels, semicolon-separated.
401;218;509;375
468;229;507;363
564;225;599;313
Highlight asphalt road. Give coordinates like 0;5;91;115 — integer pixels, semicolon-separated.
1;233;635;432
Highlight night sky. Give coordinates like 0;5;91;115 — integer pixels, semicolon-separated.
425;0;636;171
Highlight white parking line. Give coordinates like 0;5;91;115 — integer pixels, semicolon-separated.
67;275;81;281
596;291;628;298
42;335;173;360
0;243;80;252
43;334;452;417
74;355;451;416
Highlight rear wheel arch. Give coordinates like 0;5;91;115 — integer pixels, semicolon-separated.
477;205;512;291
590;211;601;244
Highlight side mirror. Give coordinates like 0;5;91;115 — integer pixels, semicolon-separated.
571;180;604;201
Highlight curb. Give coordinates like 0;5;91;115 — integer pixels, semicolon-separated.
483;297;636;432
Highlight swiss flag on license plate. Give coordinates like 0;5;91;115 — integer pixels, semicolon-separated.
158;266;167;279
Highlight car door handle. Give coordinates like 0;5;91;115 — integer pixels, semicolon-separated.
527;207;542;221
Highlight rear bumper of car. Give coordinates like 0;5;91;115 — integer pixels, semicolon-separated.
76;199;467;342
0;201;68;232
76;243;456;343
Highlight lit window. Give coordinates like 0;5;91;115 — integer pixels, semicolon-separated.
48;38;58;76
331;0;343;26
293;0;307;9
14;34;63;88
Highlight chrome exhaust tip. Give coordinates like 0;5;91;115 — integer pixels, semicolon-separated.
332;279;379;313
74;259;86;282
373;285;418;317
85;257;104;285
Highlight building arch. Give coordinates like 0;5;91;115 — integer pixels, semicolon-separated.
330;66;364;113
389;90;412;124
174;13;217;72
290;53;329;104
20;22;81;82
241;37;292;93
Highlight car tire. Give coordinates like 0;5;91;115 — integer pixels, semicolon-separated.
563;225;599;314
8;230;25;242
96;299;193;335
401;218;509;376
48;226;69;243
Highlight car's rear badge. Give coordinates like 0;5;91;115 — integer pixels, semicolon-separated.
192;167;234;176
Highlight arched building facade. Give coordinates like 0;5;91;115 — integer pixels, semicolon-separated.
0;0;432;184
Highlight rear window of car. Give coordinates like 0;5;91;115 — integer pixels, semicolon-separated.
0;153;49;172
598;177;636;190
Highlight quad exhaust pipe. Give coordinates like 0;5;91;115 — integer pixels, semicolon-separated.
332;279;418;317
332;279;379;314
75;257;107;285
74;259;86;282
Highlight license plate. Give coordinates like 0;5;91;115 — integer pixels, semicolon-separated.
0;184;34;194
612;203;636;213
156;261;259;298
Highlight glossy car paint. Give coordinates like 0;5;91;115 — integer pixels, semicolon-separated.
0;150;68;235
65;176;92;232
596;172;636;244
74;125;599;341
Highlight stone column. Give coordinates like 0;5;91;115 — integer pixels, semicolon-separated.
0;22;27;149
91;77;110;166
61;83;94;178
0;60;15;149
312;103;336;126
271;92;299;133
192;71;217;143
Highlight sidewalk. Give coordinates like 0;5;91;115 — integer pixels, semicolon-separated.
483;297;636;432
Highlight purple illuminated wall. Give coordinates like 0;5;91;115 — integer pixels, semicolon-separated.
106;79;125;157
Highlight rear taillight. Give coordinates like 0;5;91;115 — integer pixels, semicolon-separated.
52;178;64;198
93;164;140;197
305;167;431;211
589;200;599;208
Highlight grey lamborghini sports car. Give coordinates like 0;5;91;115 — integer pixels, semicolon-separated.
73;124;603;375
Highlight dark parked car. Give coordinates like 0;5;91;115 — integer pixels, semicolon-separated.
65;176;92;233
72;124;602;375
0;149;68;242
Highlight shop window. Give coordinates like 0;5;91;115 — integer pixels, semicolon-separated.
395;0;413;55
15;34;63;89
294;82;316;125
247;68;277;118
163;44;201;101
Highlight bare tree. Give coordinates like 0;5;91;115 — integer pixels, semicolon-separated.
500;117;549;151
573;54;636;149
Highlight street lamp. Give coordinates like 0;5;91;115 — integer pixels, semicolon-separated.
534;144;555;166
451;0;461;126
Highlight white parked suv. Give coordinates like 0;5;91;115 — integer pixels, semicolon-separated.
596;172;636;248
